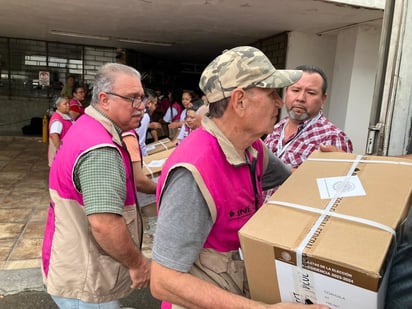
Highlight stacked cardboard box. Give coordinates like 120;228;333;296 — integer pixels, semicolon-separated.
137;148;175;208
146;138;176;156
239;151;412;309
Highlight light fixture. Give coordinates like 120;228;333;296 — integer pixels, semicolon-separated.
118;38;173;47
49;30;111;41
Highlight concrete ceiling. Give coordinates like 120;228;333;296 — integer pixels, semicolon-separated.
0;0;384;63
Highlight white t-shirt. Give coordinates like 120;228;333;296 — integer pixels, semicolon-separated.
49;114;72;134
163;106;179;123
136;112;150;157
180;109;187;122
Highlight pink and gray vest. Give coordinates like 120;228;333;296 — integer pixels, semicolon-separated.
42;113;141;303
48;111;72;166
48;111;72;137
156;127;265;252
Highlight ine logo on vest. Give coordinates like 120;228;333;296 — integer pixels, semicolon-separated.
229;206;252;220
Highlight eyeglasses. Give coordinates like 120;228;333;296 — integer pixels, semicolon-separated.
106;92;146;108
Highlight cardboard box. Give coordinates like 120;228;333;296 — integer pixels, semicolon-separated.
146;138;176;156
137;148;175;208
239;151;412;309
143;147;174;178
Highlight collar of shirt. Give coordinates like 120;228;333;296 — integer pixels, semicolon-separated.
85;105;123;146
55;110;73;121
201;116;259;166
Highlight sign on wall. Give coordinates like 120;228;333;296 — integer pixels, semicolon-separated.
39;71;50;86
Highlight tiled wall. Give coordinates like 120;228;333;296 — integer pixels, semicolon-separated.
254;32;288;69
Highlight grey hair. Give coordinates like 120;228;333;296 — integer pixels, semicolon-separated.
91;63;141;106
55;96;68;107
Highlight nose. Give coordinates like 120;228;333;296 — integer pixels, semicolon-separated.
296;90;305;102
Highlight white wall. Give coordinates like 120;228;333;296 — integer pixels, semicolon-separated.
285;31;337;117
286;25;382;154
329;25;382;154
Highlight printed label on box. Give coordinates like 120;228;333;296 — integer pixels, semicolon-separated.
275;259;379;309
316;175;366;199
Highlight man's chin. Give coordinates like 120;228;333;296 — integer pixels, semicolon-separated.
288;111;309;122
123;119;141;131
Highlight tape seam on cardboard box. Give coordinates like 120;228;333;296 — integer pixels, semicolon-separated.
269;155;399;303
267;200;396;238
157;140;169;150
143;161;154;178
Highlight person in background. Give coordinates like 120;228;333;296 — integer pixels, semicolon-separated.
146;89;165;142
175;98;205;145
193;104;209;129
168;89;198;131
263;64;352;201
69;84;86;121
135;92;152;157
48;96;73;167
163;90;182;125
155;87;169;115
60;75;75;98
175;108;196;145
42;63;151;309
169;90;198;142
123;107;157;195
150;46;328;309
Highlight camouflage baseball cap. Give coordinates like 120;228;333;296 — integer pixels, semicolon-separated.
199;46;302;103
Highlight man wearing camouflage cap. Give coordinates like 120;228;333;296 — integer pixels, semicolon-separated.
150;46;329;309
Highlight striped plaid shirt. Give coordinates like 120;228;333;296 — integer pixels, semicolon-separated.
263;113;352;200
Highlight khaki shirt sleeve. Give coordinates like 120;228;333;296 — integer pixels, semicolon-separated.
123;134;142;163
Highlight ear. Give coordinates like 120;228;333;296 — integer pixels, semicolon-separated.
321;92;328;109
98;92;110;111
230;88;247;113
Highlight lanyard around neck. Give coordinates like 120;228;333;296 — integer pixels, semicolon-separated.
276;113;322;157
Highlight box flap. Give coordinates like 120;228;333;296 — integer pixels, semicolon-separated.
143;148;175;177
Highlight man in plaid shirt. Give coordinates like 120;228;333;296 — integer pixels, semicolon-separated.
264;65;352;201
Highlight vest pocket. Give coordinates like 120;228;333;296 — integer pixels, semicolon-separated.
123;206;141;247
92;254;122;292
189;248;247;296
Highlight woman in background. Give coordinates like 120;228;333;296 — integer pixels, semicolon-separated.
48;97;73;166
69;85;86;120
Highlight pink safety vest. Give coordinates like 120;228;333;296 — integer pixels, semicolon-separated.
171;102;182;122
42;114;141;302
48;111;72;139
48;111;73;166
156;127;264;252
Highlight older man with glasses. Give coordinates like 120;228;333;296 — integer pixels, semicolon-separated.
42;63;151;309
